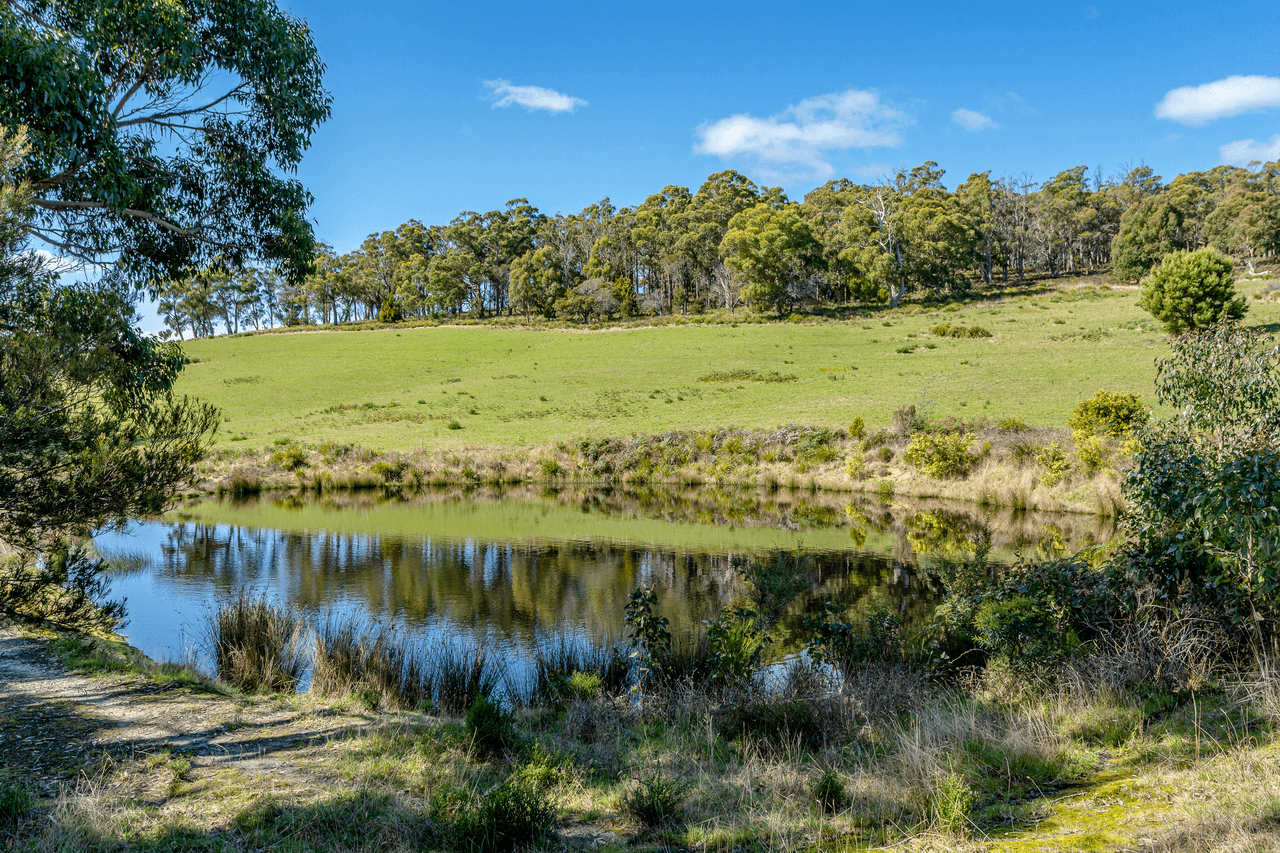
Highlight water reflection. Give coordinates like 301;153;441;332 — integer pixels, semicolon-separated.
96;486;1115;667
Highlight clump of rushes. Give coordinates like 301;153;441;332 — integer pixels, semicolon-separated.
210;593;307;693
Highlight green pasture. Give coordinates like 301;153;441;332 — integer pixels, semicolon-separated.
177;278;1280;452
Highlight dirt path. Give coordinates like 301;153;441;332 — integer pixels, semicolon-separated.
0;625;369;799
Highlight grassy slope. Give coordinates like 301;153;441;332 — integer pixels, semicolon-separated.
178;277;1280;453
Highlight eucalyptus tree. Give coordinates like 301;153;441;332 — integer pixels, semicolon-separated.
1;0;331;287
721;202;823;315
632;185;694;313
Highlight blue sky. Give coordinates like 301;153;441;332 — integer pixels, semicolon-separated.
132;0;1280;330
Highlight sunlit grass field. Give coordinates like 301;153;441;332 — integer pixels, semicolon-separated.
176;277;1280;451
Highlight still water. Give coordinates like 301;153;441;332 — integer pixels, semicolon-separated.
94;485;1115;669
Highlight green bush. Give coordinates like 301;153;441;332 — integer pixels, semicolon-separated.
848;416;866;439
269;442;309;472
813;770;848;813
1139;248;1245;333
1068;390;1149;441
376;294;404;324
1035;441;1069;487
453;775;556;852
465;693;516;758
844;453;866;480
804;603;902;672
703;605;765;686
904;432;979;478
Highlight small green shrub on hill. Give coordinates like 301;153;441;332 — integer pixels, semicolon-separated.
904;432;979;478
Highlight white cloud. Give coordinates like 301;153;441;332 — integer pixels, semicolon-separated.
1220;134;1280;164
694;89;906;177
952;108;998;132
1155;75;1280;125
483;79;586;113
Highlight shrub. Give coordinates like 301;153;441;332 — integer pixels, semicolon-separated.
1068;390;1149;441
930;770;975;832
844;453;866;480
804;603;902;672
1139;248;1245;333
466;693;517;757
269;441;308;472
1035;441;1069;487
904;432;979;478
848;416;866;439
454;775;556;852
813;770;848;813
1076;435;1108;475
703;605;765;686
621;771;689;828
715;698;824;752
376;294;404;323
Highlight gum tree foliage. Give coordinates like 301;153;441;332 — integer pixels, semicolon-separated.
1138;248;1245;334
721;202;822;315
1121;321;1280;631
0;129;219;628
0;0;331;285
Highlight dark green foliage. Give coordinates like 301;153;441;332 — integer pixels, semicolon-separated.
933;553;1118;672
210;594;306;692
454;775;556;851
702;605;765;686
0;783;32;830
1;0;331;284
1139;248;1245;334
621;771;688;828
1119;321;1280;631
813;770;848;813
624;585;671;684
804;604;903;673
466;693;517;758
1068;390;1149;439
0;543;124;631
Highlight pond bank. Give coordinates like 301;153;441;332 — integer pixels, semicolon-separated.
195;422;1128;517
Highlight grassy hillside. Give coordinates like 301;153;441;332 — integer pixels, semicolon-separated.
177;276;1280;452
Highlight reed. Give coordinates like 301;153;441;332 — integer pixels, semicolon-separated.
209;593;306;692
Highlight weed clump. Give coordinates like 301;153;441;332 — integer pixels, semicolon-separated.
621;771;688;828
930;323;992;338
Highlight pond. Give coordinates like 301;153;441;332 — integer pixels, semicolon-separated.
94;485;1115;673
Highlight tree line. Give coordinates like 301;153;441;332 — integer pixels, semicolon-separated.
155;159;1280;338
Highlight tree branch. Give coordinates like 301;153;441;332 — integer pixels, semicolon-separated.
115;85;247;128
30;199;200;237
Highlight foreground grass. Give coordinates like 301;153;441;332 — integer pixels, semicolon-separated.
179;275;1280;454
6;622;1280;852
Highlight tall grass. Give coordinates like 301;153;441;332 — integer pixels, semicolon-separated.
311;616;433;711
529;632;631;704
210;593;307;692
